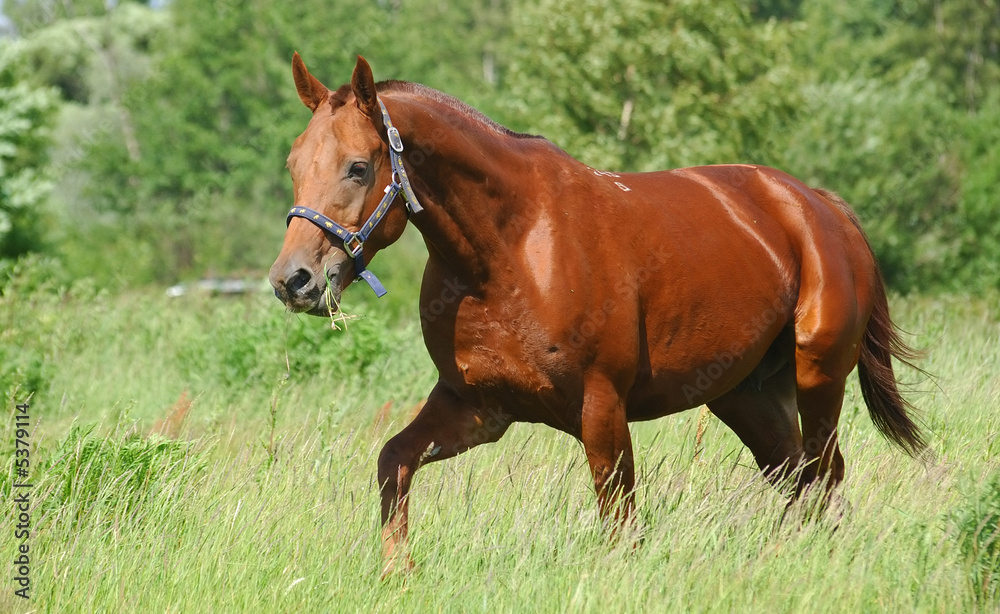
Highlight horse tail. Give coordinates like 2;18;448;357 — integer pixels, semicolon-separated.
857;276;927;455
815;189;927;456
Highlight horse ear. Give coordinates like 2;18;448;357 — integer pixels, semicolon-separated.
291;52;329;112
351;56;380;119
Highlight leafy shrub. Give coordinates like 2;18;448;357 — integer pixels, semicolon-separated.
0;255;69;403
0;43;57;261
172;296;414;389
506;0;799;171
25;423;206;530
777;64;961;291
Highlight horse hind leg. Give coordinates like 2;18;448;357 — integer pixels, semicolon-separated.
708;313;857;506
707;331;804;491
791;295;867;497
793;343;852;496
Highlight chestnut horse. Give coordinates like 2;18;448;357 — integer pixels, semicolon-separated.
269;55;924;573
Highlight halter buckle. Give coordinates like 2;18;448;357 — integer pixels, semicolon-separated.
344;234;364;259
387;126;404;153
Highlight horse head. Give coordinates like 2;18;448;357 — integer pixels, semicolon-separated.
269;54;410;315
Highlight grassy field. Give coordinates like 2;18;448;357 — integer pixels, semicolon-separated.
2;254;1000;613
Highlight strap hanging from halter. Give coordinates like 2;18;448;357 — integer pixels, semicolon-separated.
285;97;422;298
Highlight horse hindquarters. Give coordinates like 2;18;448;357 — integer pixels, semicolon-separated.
706;266;857;495
785;191;891;494
803;189;925;470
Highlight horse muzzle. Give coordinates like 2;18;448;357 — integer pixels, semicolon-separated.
268;258;344;315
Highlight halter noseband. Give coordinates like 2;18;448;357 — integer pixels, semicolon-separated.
285;98;423;298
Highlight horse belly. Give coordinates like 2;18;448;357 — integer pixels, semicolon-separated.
628;253;797;419
626;310;793;421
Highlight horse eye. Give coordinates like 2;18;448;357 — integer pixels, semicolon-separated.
348;162;368;179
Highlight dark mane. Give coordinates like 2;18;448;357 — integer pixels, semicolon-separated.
378;80;541;140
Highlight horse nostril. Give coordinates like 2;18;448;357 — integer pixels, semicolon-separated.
286;268;313;296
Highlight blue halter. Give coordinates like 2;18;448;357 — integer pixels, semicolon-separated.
285;98;423;298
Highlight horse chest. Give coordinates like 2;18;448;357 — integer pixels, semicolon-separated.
423;302;565;403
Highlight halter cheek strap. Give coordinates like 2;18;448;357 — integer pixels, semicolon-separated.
285;98;422;298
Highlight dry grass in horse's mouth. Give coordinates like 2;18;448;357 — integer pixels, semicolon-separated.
324;284;362;332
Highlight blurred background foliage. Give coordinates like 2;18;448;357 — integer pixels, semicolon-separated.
0;0;997;292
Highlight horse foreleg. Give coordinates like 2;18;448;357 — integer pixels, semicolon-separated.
376;382;510;576
579;375;635;529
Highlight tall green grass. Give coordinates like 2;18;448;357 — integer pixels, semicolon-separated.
2;259;999;612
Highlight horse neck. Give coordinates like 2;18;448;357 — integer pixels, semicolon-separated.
386;93;543;289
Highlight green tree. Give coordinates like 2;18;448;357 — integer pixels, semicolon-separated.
896;0;1000;112
6;3;168;283
751;0;803;21
368;0;513;118
4;0;152;36
797;0;1000;111
950;100;1000;290
75;0;514;284
776;65;961;290
14;0;998;293
0;42;56;260
77;0;386;282
785;0;1000;291
504;0;800;171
